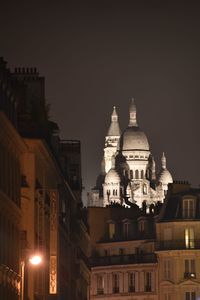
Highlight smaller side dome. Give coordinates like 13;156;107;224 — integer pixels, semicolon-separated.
158;152;173;185
105;168;120;183
158;169;173;185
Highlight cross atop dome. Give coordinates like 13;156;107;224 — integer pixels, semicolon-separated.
129;97;138;127
161;152;166;169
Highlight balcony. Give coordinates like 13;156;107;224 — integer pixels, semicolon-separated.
113;287;119;294
129;285;135;292
156;239;200;251
97;288;104;295
90;253;157;267
145;285;152;292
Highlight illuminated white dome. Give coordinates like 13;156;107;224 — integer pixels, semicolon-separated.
158;153;173;185
105;168;120;183
158;169;173;185
119;126;149;151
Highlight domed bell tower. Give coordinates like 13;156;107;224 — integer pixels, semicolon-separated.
104;106;121;173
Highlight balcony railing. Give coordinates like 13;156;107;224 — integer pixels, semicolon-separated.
97;288;104;295
129;285;135;292
156;239;200;251
113;287;119;294
145;285;152;292
90;253;157;267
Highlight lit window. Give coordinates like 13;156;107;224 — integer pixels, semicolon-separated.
185;228;195;249
184;259;196;278
128;272;135;292
112;273;119;293
97;274;104;294
109;223;115;239
185;292;196;300
163;260;171;280
183;199;195;218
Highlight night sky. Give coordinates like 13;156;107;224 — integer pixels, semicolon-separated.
1;1;200;202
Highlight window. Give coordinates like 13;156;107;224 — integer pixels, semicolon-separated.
112;273;119;293
143;184;147;195
164;293;171;300
119;248;124;255
185;228;195;249
128;272;135;292
123;222;130;239
184;259;196;278
135;170;139;179
108;222;115;239
141;170;144;179
130;170;133;179
185;292;196;300
104;249;109;256
164;260;171;280
139;220;145;232
145;272;152;292
97;274;104;294
183;199;195;218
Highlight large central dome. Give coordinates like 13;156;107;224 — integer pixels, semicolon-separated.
118;99;149;151
120;126;149;151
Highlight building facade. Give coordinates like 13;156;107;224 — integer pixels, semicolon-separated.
88;100;173;209
88;183;200;300
0;57;90;300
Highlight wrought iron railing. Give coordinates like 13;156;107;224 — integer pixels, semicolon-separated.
156;239;200;251
90;253;157;267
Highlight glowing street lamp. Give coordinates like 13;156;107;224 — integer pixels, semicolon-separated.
29;255;42;265
21;254;42;300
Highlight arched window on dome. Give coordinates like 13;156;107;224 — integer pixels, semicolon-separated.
141;170;144;179
135;170;139;179
113;189;118;196
130;170;133;179
143;184;147;195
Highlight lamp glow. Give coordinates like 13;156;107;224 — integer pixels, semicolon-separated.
29;255;42;265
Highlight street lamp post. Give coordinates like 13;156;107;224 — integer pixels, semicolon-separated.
20;255;42;300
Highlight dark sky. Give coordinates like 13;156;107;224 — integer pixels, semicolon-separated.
1;1;200;201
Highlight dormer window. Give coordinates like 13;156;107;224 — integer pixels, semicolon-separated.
123;222;130;239
139;220;145;232
108;222;115;239
183;198;195;219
